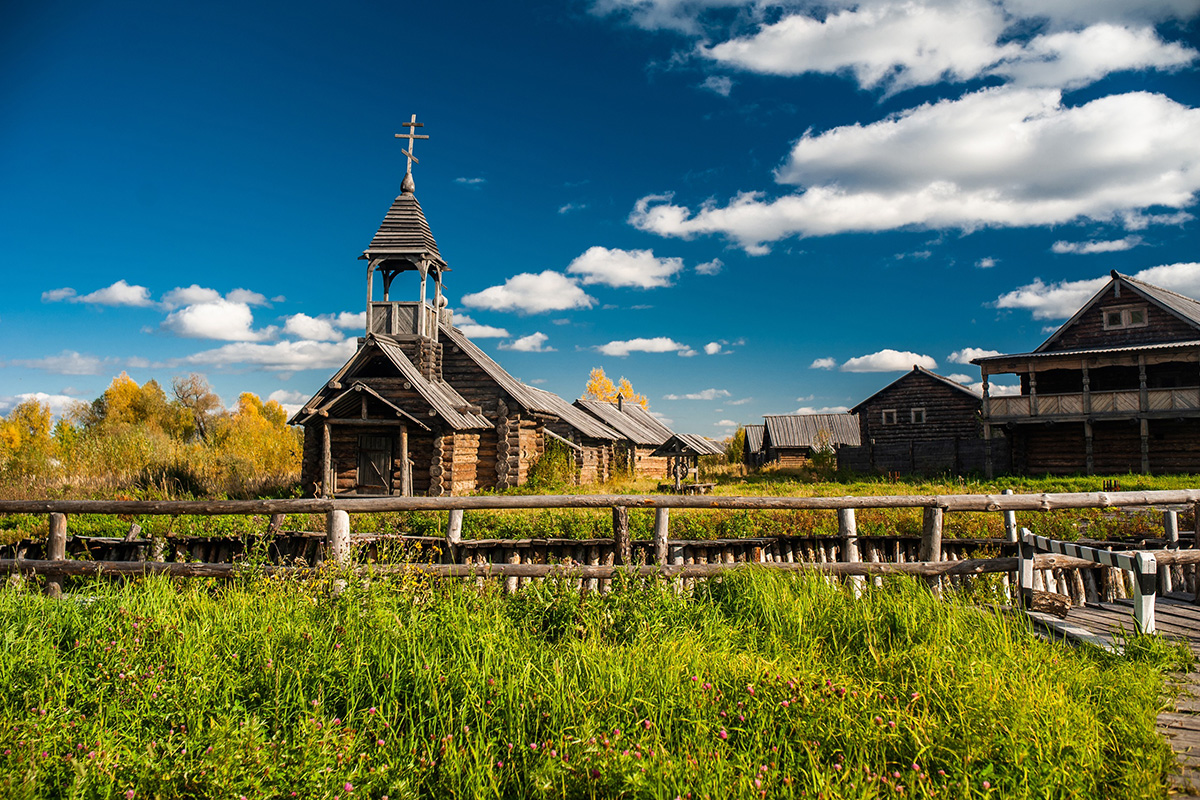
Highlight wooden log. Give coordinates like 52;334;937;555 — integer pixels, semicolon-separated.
505;550;519;594
653;508;669;565
445;509;463;564
45;513;67;598
612;506;631;565
1162;509;1179;594
1083;568;1100;605
326;510;350;565
587;545;600;595
601;549;615;593
1070;568;1087;606
1030;590;1071;619
839;508;864;597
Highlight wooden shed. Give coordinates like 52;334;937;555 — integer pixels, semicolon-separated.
574;398;676;479
760;413;861;468
975;270;1200;476
743;424;766;469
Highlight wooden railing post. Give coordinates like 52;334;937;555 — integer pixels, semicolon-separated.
1133;551;1158;635
919;506;943;593
1002;489;1017;602
1194;501;1200;606
1018;529;1034;609
838;508;863;597
612;506;631;565
45;513;67;598
1162;509;1178;594
326;510;350;565
653;507;670;566
445;508;464;564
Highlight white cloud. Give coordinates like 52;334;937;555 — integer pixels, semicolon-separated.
696;258;724;276
948;373;975;384
226;288;270;306
589;0;749;34
0;392;83;418
663;388;731;400
558;202;588;214
499;332;554;352
267;389;308;418
810;357;838;370
728;397;753;405
41;288;77;303
976;257;997;269
456;177;487;186
283;313;344;342
8;351;108;375
1051;236;1143;254
794;405;851;414
630;89;1200;253
453;314;510;338
700;75;733;96
162;285;222;310
461;271;596;314
968;381;1020;396
333;311;366;330
73;280;154;307
595;336;692;357
180;339;357;371
566;246;684;289
841;349;936;372
162;299;277;341
704;342;723;355
994;262;1200;320
948;347;1001;364
715;419;739;428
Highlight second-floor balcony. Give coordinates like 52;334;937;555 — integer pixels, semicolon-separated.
987;387;1200;420
368;301;439;338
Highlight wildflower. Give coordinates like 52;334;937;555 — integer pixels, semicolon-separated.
746;685;756;695
124;792;135;800
691;676;698;682
368;707;377;714
377;740;385;746
718;729;728;740
982;781;991;790
344;783;354;792
642;719;652;729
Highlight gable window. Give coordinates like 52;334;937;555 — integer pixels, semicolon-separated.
911;408;926;424
881;409;897;425
1102;305;1148;330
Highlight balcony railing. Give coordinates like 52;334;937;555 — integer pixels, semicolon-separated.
368;302;438;337
988;387;1200;419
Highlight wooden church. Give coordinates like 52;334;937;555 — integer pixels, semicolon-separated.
291;119;677;496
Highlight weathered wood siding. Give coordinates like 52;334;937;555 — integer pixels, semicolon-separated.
1044;283;1200;352
858;371;979;446
633;446;669;479
1149;419;1200;473
771;448;812;469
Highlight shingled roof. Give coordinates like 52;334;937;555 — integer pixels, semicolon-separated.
575;399;674;446
763;413;861;449
651;433;724;457
360;192;446;268
744;424;765;455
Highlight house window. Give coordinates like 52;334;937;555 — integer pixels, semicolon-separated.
911;408;926;424
1102;306;1148;330
881;409;897;425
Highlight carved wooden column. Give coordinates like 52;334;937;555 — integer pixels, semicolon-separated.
1028;366;1038;417
1081;361;1091;414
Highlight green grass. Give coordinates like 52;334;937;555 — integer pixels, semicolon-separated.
0;571;1186;799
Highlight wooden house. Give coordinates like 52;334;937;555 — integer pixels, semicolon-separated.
841;366;990;474
974;270;1200;476
292;149;618;496
760;413;861;467
743;424;766;469
574;398;676;479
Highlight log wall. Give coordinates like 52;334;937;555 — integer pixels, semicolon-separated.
1044;283;1200;352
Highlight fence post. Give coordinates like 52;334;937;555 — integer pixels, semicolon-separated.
1161;509;1178;594
326;510;350;565
1018;528;1034;609
1002;489;1017;602
838;507;863;598
445;508;464;564
45;513;67;599
919;506;943;593
1195;501;1200;606
653;507;670;566
612;506;631;565
1132;551;1158;635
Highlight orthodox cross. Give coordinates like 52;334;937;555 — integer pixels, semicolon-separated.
395;114;429;175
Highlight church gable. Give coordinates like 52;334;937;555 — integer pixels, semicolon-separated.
1039;274;1200;353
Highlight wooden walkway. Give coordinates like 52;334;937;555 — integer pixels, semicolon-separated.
1030;593;1200;798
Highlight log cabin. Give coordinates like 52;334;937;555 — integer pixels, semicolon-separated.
760;413;861;468
974;270;1200;476
574;398;676;479
743;424;766;469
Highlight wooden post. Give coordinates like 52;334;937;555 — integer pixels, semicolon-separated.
1132;552;1157;635
919;506;943;593
1084;420;1094;476
400;425;411;497
445;508;464;564
1194;501;1200;606
1162;509;1178;594
838;508;863;597
1002;489;1017;602
45;513;67;598
321;421;332;498
653;508;670;566
1018;528;1034;609
326;510;350;565
612;506;631;565
1140;418;1150;475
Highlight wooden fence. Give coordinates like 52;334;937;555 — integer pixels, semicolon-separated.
2;490;1199;603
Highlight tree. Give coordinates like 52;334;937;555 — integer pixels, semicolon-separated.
582;367;648;409
0;399;56;478
173;373;223;440
725;426;746;464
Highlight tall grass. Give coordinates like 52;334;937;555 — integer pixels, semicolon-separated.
0;571;1183;799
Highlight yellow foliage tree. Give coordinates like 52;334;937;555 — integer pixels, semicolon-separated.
582;367;649;408
0;399;56;478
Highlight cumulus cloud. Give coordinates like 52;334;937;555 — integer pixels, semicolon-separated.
794;405;851;414
695;258;724;276
283;313;344;342
8;350;109;375
57;280;155;307
461;271;596;314
162;285;222;310
948;347;1001;364
948;373;976;384
180;339;357;371
226;288;270;306
41;287;77;303
453;314;510;338
630;89;1200;253
976;257;997;269
840;349;937;372
663;388;731;400
499;332;554;352
810;357;838;369
566;246;684;289
700;75;733;95
267;389;309;417
162;299;277;341
333;311;366;330
558;202;588;214
1051;236;1143;254
994;262;1200;319
595;336;692;357
704;342;723;355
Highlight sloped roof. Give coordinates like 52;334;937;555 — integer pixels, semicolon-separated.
439;322;552;414
744;424;765;454
574;399;675;446
296;382;430;430
651;433;725;457
763;413;861;449
972;338;1200;363
361;193;446;268
288;334;489;430
850;366;980;413
524;385;622;441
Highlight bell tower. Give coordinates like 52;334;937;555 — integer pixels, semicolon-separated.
359;114;450;380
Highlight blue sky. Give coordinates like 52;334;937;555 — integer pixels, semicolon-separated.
3;0;1199;437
